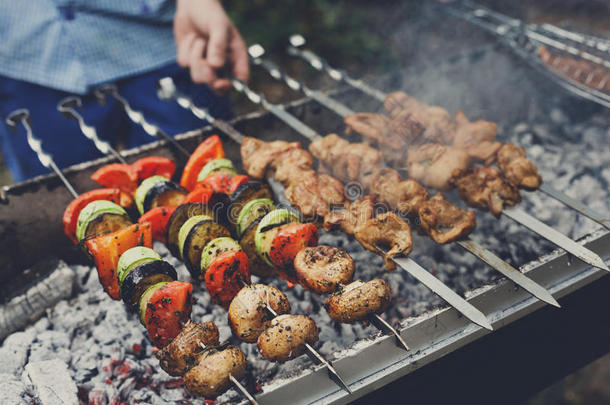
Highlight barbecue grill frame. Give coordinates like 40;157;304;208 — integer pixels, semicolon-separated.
1;93;608;404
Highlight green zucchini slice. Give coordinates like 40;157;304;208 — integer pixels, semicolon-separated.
76;200;131;242
179;215;231;278
138;281;169;324
120;260;177;312
196;158;237;181
254;209;301;267
117;246;162;287
135;175;187;214
239;219;275;278
200;237;242;272
166;203;214;257
236;198;276;239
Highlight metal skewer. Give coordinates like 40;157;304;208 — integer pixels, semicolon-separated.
159;77;415;349
6;109;259;405
248;43;561;307
286;35;609;270
94;84;191;158
6;110;78;199
57;96;127;164
96;82;354;394
173;77;491;331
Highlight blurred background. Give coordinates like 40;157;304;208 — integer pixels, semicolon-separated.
1;2;608;402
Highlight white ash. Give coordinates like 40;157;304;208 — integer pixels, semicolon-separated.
0;111;608;404
22;359;78;405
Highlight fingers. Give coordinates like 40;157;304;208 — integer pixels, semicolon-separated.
207;23;230;69
177;32;196;67
189;38;217;84
229;28;250;82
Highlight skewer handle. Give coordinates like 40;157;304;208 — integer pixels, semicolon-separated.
94;84;191;158
6;109;79;198
57;96;127;164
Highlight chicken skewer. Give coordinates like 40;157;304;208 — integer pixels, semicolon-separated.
69;89;408;352
248;43;565;306
87;91;354;394
287;34;610;232
157;77;494;331
5;109;257;404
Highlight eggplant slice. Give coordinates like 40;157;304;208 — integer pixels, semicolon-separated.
120;260;178;312
182;219;231;278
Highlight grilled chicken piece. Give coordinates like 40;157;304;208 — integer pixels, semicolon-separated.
418;193;476;244
325;279;392;323
156;321;220;376
496;143;542;190
184;345;246;398
309;134;383;183
228;284;291;343
257;314;319;362
294;245;355;293
344;112;390;143
368;168;429;217
383;91;452;143
407;144;471;191
450;110;501;162
451;167;521;217
285;172;345;219
344;112;424;167
354;212;413;270
271;148;314;185
241;137;301;179
323;195;376;236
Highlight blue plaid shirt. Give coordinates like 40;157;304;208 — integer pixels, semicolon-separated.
0;1;177;94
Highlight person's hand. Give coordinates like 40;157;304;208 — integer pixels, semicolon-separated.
174;0;249;93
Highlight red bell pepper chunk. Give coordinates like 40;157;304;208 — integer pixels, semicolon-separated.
91;163;138;193
138;206;178;242
204;250;251;308
228;174;250;194
181;183;213;204
180;135;225;191
118;191;134;209
270;223;318;283
84;222;152;300
132;156;176;182
199;172;232;194
144;281;193;348
63;188;122;244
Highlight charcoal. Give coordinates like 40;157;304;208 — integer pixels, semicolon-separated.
28;330;72;365
22;358;78;405
0;329;36;375
0;373;29;404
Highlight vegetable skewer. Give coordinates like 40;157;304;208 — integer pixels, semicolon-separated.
6;108;256;403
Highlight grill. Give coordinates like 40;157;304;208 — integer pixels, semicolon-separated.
1;2;609;404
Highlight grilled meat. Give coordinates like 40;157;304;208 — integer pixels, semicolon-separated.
309;134;383;183
418;193;476;244
344;111;424;166
407;144;471;191
451;167;521;217
184;345;247;398
383;91;452;143
293;245;355;293
323;195;376;235
368;168;429;218
257;314;319;362
270;148;314;184
496;143;542;190
156;321;220;376
325;279;391;323
285;172;345;219
228;284;291;343
449;110;501;162
354;212;413;270
241;137;301;179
